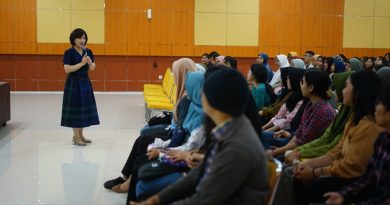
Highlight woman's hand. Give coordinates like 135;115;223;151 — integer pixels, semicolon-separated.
285;150;300;165
86;56;92;65
273;130;291;139
166;150;190;162
294;163;315;184
146;149;160;160
323;192;344;205
81;55;89;65
130;195;160;205
186;152;204;168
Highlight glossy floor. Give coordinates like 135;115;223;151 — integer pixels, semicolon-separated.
0;93;146;205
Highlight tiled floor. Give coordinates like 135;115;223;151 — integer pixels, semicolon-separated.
0;93;146;205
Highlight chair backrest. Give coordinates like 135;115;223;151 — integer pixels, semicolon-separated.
170;85;177;104
161;68;172;90
266;159;282;205
164;73;175;95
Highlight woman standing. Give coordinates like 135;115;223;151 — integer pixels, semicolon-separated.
61;28;99;146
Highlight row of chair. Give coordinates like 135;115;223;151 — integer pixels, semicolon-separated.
143;68;177;121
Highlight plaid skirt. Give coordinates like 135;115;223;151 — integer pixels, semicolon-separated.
61;76;100;128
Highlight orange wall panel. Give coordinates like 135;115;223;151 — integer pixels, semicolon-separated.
105;0;127;11
342;48;373;58
260;0;281;14
127;11;151;45
91;81;104;91
259;14;282;47
0;43;14;54
0;9;14;43
194;46;227;57
39;80;65;91
15;80;38;91
105;81;128;91
105;11;128;44
281;0;302;14
172;45;194;57
280;15;301;47
226;46;258;58
14;9;36;43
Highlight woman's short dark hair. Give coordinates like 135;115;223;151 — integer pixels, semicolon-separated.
250;63;277;103
250;63;268;83
201;53;209;58
350;70;381;125
224;56;237;69
69;28;88;46
378;82;390;112
303;69;331;100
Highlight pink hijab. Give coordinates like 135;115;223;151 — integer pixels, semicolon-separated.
172;58;196;112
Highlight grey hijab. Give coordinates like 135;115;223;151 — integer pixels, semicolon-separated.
349;58;363;71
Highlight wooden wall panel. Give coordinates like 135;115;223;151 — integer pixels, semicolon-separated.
0;55;15;80
281;0;302;14
259;15;282;47
15;80;39;91
105;11;128;55
260;0;281;14
105;0;127;11
0;43;14;54
301;15;323;47
280;15;301;47
226;46;258;58
342;48;373;58
0;9;14;43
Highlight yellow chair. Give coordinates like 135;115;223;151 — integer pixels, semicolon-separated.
145;78;176;103
143;68;172;90
145;86;177;120
144;72;174;97
267;158;282;205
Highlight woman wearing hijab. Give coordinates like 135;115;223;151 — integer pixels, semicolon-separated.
348;58;363;71
104;58;196;194
270;54;290;89
131;71;205;203
257;53;274;82
291;58;305;69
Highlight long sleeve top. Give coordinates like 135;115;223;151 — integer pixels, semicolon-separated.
323;117;382;178
251;83;271;111
270;69;281;88
270;100;303;130
297;105;352;158
295;100;336;146
298;128;344;158
338;131;390;204
158;115;269;205
261;91;292;119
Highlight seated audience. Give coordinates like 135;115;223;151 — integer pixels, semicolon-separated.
267;69;335;157
132;68;269;205
325;74;390;205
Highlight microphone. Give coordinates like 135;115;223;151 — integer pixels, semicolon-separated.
82;47;88;56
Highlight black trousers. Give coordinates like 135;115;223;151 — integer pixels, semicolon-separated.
121;134;171;204
293;176;358;205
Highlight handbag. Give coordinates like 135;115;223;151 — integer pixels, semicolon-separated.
167;127;189;147
138;160;189;181
148;111;172;126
